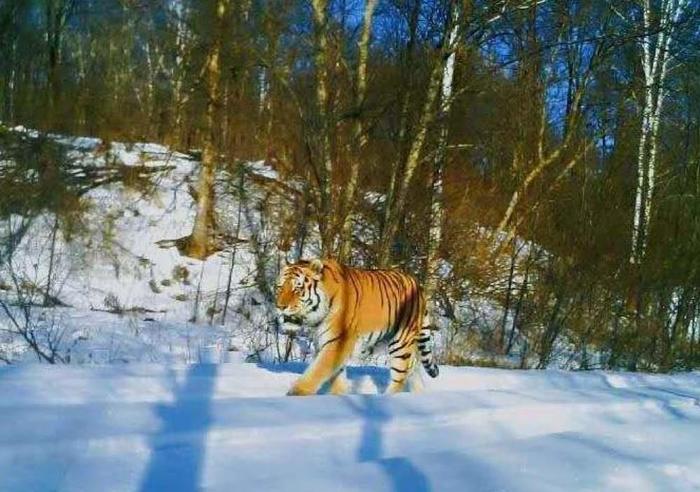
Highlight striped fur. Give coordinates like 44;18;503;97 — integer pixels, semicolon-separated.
276;258;439;396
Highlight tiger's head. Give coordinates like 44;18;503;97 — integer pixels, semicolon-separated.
276;258;329;327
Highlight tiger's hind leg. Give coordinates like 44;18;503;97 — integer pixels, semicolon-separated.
408;362;425;393
386;336;416;394
386;283;424;394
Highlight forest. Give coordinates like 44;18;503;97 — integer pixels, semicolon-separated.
1;0;700;371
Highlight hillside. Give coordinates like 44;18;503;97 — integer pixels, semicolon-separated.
0;126;295;364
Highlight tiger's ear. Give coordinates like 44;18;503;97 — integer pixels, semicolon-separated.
309;258;324;279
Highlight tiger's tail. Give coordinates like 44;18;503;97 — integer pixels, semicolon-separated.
417;327;439;378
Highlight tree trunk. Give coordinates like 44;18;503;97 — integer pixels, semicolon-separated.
506;252;532;356
377;18;454;267
43;216;59;307
381;0;421;241
46;0;61;119
337;0;378;262
171;0;189;144
498;243;518;353
311;0;334;255
630;0;688;264
186;0;229;260
4;2;19;122
423;3;460;318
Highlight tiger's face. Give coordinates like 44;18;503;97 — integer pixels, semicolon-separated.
275;259;328;326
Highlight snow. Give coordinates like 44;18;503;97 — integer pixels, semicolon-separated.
1;362;699;492
0;128;261;322
245;159;279;180
364;191;386;207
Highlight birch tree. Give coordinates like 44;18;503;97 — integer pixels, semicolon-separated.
311;0;335;254
337;0;378;262
377;4;458;267
170;0;191;143
424;3;461;319
630;0;689;264
378;0;421;264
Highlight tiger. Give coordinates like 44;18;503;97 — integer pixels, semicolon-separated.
275;258;439;396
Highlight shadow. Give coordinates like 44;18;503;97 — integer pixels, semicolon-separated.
597;385;692;420
555;432;654;465
256;361;307;375
346;395;430;492
256;361;391;394
646;386;700;405
139;364;218;492
347;366;390;394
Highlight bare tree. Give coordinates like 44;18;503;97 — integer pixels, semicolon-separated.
337;0;378;262
187;0;230;259
424;2;461;320
45;0;76;119
311;0;335;254
630;0;689;264
0;252;67;364
377;5;455;267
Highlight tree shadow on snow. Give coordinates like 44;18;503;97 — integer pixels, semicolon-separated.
346;366;390;394
256;361;307;374
346;395;431;492
139;364;218;492
257;361;390;394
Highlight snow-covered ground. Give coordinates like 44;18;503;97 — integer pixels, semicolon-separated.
2;361;699;492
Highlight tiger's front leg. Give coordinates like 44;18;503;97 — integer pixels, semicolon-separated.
287;335;354;396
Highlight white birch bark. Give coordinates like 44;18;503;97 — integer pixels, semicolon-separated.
170;0;189;139
630;0;687;264
424;4;461;311
311;0;334;254
338;0;378;262
378;5;461;267
258;67;269;115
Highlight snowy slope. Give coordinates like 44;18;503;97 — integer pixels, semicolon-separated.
1;126;298;363
2;362;699;492
2;126;278;321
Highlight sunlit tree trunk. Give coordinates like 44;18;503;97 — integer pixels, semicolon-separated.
338;0;378;263
381;0;421;241
424;3;460;319
171;0;190;144
378;7;459;266
187;0;229;260
630;0;688;264
311;0;334;255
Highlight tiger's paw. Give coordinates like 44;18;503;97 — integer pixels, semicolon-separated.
286;383;315;396
329;375;349;395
